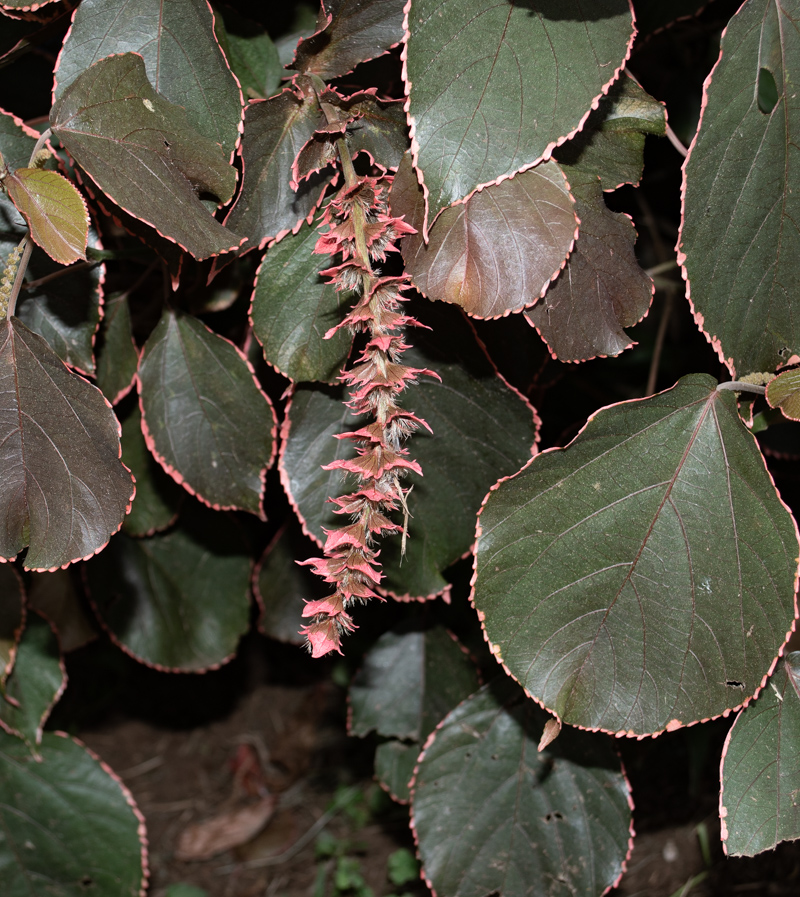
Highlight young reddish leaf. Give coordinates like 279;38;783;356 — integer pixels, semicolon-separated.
392;153;577;318
214;5;282;101
720;652;800;856
86;509;252;672
54;0;243;159
137;309;276;516
0;612;64;749
224;84;333;250
0;730;147;895
120;404;182;537
0;318;134;572
403;0;636;233
27;569;99;653
292;0;404;80
50;53;242;261
4;167;88;264
0;565;24;684
527;176;653;362
281;307;539;599
411;681;633;897
766;368;800;421
95;292;138;404
251;214;353;383
473;375;800;736
679;0;800;375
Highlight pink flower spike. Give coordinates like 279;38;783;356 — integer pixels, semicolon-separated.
302;593;345;618
302;619;344;658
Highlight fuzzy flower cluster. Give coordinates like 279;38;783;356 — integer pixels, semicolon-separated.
299;176;435;658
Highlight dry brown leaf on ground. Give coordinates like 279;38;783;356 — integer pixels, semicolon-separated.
175;794;277;861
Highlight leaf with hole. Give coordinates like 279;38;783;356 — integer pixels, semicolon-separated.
392;153;577;318
411;680;633;897
0;318;134;571
720;651;800;856
679;0;800;375
138;309;276;516
50;53;242;261
403;0;635;233
473;374;799;736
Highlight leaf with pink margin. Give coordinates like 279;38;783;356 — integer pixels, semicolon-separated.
224;83;334;251
86;506;252;672
720;651;800;856
391;152;577;318
0;565;24;684
292;0;404;80
411;679;634;897
0;612;64;749
137;308;276;516
0;318;135;572
766;368;800;421
403;0;636;235
4;167;88;265
50;53;242;261
679;0;800;375
0;730;148;895
473;374;800;736
54;0;243;160
95;292;138;404
0;0;60;9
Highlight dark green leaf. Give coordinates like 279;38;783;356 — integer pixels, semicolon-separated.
473;375;799;735
720;652;800;856
411;680;633;897
95;292;138;403
0;108;40;169
766;368;800;421
54;0;243;158
50;53;242;261
251;214;352;383
86;510;252;671
293;0;404;80
404;0;635;231
138;309;275;515
214;5;282;101
0;0;60;8
0;318;134;571
0;564;24;683
27;569;99;653
0;612;63;748
374;740;418;804
120;405;182;536
679;0;800;374
0;730;146;896
392;153;577;318
5;167;88;265
281;308;538;598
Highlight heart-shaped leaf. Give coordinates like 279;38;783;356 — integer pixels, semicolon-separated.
403;0;635;232
411;680;633;897
720;652;800;856
95;291;138;404
0;730;147;896
281;306;538;599
138;308;276;515
766;368;800;421
251;213;352;383
0;564;24;683
679;0;800;375
214;5;282;101
54;0;243;159
293;0;405;80
50;53;242;261
224;85;335;251
86;508;252;672
4;167;88;264
0;612;64;748
473;374;800;736
0;318;134;571
392;153;577;318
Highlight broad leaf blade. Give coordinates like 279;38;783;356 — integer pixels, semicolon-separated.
86;510;252;672
404;0;635;232
0;318;134;571
5;167;88;264
214;6;282;101
392;154;577;318
138;309;276;516
679;0;800;375
411;681;633;897
720;652;800;856
293;0;404;80
55;0;243;159
251;214;352;383
95;291;138;404
0;730;147;896
473;374;800;736
50;53;242;261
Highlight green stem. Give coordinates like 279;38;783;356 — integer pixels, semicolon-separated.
716;381;767;395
